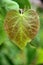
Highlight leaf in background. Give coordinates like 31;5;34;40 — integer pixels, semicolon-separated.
0;53;10;65
37;8;43;48
30;34;40;48
4;9;40;49
13;0;31;9
2;0;19;11
0;38;36;65
0;14;6;45
26;44;37;65
37;48;43;64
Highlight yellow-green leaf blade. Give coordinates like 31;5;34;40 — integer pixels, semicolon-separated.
4;9;40;49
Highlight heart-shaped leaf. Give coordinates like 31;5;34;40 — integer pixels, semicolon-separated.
4;9;40;49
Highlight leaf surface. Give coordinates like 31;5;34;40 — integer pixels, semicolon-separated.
2;0;19;11
4;9;40;49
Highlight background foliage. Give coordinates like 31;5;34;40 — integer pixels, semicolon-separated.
0;0;43;65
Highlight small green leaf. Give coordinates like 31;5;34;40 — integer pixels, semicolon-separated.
2;0;19;11
4;9;40;49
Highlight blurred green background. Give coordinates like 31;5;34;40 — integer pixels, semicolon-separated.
0;0;43;65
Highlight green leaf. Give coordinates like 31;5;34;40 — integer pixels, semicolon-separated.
30;34;40;48
4;9;40;49
37;48;43;64
2;0;19;11
13;0;31;9
0;14;6;45
0;38;36;65
0;53;10;65
26;44;36;65
37;9;43;48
